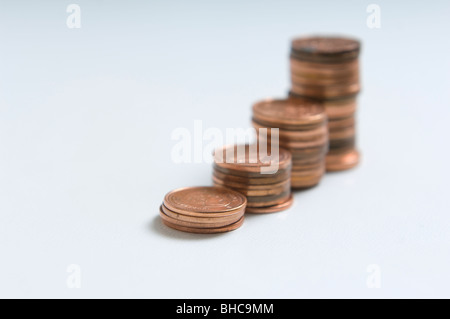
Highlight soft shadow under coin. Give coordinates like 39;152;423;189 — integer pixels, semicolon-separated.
150;215;225;240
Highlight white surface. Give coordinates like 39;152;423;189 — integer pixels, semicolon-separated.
0;0;449;298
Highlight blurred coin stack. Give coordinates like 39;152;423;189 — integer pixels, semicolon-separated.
160;187;246;234
213;145;293;213
289;36;361;171
252;98;328;189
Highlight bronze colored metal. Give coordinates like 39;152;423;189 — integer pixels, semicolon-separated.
164;186;247;215
245;195;294;214
161;215;245;234
252;119;328;141
328;126;355;140
291;172;325;189
291;72;359;86
213;144;292;173
327;116;355;130
290;60;359;81
213;169;290;185
291;82;360;99
212;175;290;191
329;137;356;151
159;206;242;229
246;190;292;208
326;150;360;172
252;98;326;127
160;204;244;225
252;116;323;131
291;36;360;63
213;164;291;179
289;36;361;171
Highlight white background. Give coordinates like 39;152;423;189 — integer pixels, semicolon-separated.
0;0;449;298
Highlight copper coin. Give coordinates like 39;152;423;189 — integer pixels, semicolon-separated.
159;206;242;229
213;168;290;185
212;175;290;190
290;145;329;158
160;204;244;225
326;149;360;171
290;72;359;86
252;116;325;131
164;186;247;215
329;137;356;151
252;98;326;127
291;169;325;189
246;195;294;214
321;96;357;107
246;190;291;207
213;144;292;173
291;36;360;62
291;175;323;189
161;215;245;234
290;58;359;75
292;156;325;166
291;163;325;176
325;101;357;120
327;116;355;130
213;179;289;197
292;161;324;171
263;136;328;149
291;82;360;99
329;126;355;140
252;120;328;141
288;90;359;102
213;164;291;179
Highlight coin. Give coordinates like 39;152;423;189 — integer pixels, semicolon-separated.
252;98;326;127
329;126;355;140
291;36;361;63
212;174;290;190
290;58;359;75
161;204;244;225
213;169;290;185
246;191;292;208
159;206;242;229
164;186;247;215
290;36;361;171
252;119;328;141
214;144;292;173
213;164;291;179
327;116;355;130
291;82;361;99
326;150;360;171
245;195;294;214
161;215;245;234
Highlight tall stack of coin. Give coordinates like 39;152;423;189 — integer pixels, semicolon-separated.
251;98;328;189
213;144;293;213
160;187;246;234
289;36;361;171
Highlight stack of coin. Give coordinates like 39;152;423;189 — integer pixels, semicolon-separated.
251;98;328;189
289;36;361;171
213;144;293;213
160;186;247;234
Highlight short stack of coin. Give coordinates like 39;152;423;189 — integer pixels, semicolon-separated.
251;98;328;189
160;186;246;234
289;36;361;171
213;144;293;213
